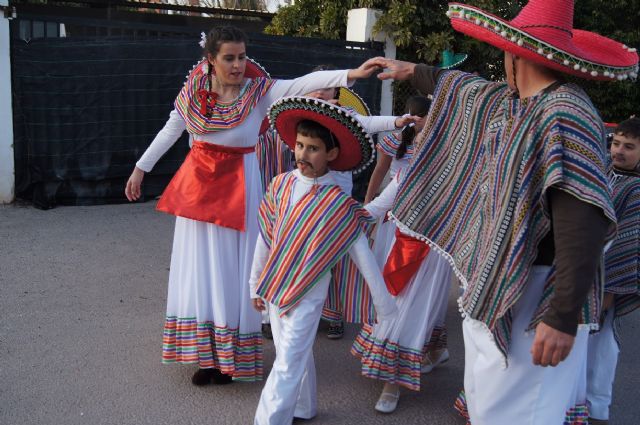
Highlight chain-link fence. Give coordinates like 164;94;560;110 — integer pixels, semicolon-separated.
391;80;419;115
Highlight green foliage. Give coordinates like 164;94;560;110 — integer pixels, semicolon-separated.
266;0;639;120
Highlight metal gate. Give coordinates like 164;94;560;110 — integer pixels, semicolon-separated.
10;1;384;208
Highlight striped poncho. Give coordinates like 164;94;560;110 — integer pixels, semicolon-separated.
256;172;373;315
174;59;274;135
607;167;640;319
391;70;616;357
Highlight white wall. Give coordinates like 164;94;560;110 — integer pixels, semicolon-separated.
0;0;15;203
346;8;395;116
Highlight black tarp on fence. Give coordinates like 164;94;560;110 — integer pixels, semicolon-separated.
11;34;384;208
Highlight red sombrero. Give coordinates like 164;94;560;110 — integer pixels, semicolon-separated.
268;96;375;173
447;1;638;81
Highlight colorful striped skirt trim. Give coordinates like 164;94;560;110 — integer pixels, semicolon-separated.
351;324;422;391
424;325;448;353
454;390;589;425
162;316;263;381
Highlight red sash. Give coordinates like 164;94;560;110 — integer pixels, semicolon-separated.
382;229;430;295
156;141;254;231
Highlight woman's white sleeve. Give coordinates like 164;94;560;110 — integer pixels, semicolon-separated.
348;234;398;321
355;114;397;134
364;176;399;219
136;109;187;172
264;70;351;104
249;234;271;298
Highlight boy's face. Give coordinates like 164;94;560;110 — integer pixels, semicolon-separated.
611;133;640;171
294;134;339;178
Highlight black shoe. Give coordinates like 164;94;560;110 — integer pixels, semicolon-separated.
211;368;234;385
327;321;344;339
262;323;273;340
191;368;215;386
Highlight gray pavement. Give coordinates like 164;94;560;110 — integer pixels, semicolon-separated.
1;201;639;425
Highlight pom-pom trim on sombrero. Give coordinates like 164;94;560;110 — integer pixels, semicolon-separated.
268;96;375;174
447;3;638;81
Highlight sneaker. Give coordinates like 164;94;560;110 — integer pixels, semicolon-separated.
375;389;400;413
262;323;273;340
421;348;450;374
326;321;344;339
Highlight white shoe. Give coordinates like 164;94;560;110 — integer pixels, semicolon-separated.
374;390;400;413
421;349;450;374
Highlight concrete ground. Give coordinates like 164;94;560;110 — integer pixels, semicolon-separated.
1;201;639;425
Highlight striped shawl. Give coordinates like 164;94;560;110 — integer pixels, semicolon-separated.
607;168;640;318
391;71;616;357
256;172;373;316
175;59;274;135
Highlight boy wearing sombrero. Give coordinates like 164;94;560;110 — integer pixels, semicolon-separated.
365;0;638;424
250;96;398;425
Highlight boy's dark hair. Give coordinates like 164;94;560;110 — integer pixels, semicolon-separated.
296;120;340;151
615;117;640;141
398;96;432;159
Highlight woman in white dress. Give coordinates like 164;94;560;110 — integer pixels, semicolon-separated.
124;26;380;385
364;95;431;266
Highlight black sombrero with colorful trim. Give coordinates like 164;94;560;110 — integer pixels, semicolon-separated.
268;96;375;173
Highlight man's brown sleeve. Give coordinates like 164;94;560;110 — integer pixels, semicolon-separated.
542;188;610;335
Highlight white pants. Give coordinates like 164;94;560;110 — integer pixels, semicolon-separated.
254;275;331;425
587;307;619;420
463;266;589;425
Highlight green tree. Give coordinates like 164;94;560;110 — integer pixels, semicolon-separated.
266;0;638;120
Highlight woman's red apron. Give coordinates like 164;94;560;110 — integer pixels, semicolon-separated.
156;141;254;231
382;228;430;295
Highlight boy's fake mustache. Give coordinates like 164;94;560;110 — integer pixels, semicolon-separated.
296;160;314;169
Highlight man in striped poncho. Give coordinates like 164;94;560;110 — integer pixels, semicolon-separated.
364;0;638;424
587;117;640;425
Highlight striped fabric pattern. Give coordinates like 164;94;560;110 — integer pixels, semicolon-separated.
391;70;616;357
454;391;588;424
606;168;640;318
255;127;294;193
174;59;274;135
162;316;263;381
377;132;413;159
256;172;373;315
423;325;448;353
351;324;423;391
321;254;376;324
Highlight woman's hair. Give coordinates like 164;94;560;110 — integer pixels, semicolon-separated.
203;26;248;57
397;95;431;159
296;120;339;151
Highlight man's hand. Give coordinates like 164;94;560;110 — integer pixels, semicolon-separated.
370;58;417;81
531;322;575;367
346;57;381;81
252;298;266;312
